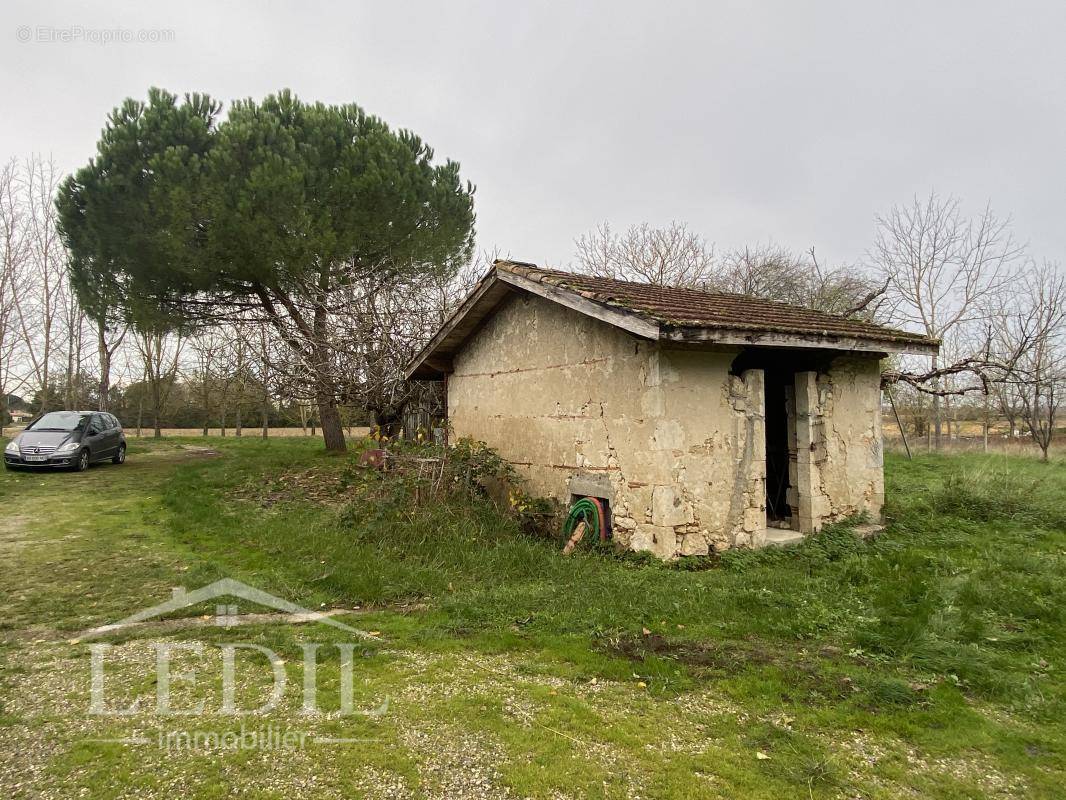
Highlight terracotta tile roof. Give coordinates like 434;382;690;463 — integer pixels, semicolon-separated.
498;261;937;349
405;260;938;379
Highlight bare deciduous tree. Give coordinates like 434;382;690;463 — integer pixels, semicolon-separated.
256;252;490;436
251;324;276;439
0;159;30;430
990;261;1066;461
576;224;883;315
719;244;885;316
58;277;88;409
872;192;1025;448
574;221;716;287
187;328;228;436
12;156;67;412
134;326;185;438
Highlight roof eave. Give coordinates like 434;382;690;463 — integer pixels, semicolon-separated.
660;326;939;356
498;269;660;340
404;264;662;380
404;266;510;380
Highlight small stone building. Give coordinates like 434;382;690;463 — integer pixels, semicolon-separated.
407;261;937;556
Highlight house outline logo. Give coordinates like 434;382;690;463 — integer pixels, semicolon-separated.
79;578;373;640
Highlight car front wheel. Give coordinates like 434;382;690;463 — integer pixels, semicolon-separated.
112;444;126;465
74;449;90;472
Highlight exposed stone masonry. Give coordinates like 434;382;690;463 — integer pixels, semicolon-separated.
447;293;885;558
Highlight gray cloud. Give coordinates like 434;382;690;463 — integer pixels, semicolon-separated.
3;0;1063;269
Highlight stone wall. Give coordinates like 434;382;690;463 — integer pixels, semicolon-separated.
447;291;884;557
814;356;885;525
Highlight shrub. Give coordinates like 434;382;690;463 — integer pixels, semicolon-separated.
342;436;561;538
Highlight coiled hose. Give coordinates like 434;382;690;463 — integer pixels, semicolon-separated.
562;496;608;543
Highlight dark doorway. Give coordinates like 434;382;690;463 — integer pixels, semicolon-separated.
732;348;832;531
764;370;792;524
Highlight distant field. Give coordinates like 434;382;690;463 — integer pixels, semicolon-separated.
126;426;372;438
883;418;1023;439
882;419;1064;456
5;425;372;439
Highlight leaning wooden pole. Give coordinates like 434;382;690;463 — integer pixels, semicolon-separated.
887;388;912;460
562;521;588;556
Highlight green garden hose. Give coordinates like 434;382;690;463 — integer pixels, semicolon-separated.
563;497;608;543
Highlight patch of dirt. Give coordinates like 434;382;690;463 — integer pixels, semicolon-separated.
399;726;516;800
131;443;221;460
389;650;653;799
0;514;33;552
611;632;825;669
609;633;858;701
231;467;352;507
836;731;1030;798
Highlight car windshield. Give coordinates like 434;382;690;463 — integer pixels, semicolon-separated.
26;411;87;432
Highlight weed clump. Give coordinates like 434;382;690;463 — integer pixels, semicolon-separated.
340;436;560;538
929;462;1065;528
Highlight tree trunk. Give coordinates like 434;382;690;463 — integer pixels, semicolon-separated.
235;403;242;437
220;407;227;437
317;393;346;452
982;393;989;453
931;354;942;451
152;380;162;438
312;294;345;452
39;349;51;413
97;320;111;412
65;334;74;409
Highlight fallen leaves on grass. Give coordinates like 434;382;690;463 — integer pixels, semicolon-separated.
231;468;350;507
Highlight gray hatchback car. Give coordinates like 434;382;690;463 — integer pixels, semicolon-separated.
4;410;126;471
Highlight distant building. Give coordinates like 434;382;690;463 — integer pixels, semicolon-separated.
408;261;938;557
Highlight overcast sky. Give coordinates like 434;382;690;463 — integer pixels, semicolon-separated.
3;1;1064;271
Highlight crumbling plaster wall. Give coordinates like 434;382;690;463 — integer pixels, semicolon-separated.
812;356;885;526
447;292;883;557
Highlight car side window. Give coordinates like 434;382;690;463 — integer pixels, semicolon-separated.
88;414;104;434
109;414;121;429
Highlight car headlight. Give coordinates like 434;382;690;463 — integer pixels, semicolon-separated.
4;440;18;454
57;441;80;453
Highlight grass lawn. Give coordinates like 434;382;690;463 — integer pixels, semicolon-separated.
0;436;1064;798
